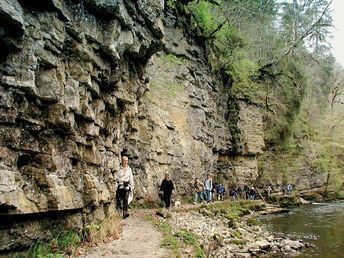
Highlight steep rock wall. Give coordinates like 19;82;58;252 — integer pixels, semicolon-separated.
0;0;264;251
127;26;265;199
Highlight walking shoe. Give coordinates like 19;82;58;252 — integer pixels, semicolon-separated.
123;213;130;219
193;202;196;205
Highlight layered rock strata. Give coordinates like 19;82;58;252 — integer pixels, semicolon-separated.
0;0;264;250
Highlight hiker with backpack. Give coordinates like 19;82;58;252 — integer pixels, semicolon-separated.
217;183;226;201
116;156;134;219
230;188;238;201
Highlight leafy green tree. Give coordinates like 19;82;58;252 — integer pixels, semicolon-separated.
174;0;343;190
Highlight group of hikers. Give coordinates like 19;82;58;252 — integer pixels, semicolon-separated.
193;174;259;204
158;173;260;208
282;184;293;195
265;184;294;197
115;156;294;219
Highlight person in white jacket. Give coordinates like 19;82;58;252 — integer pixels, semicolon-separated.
203;174;213;204
116;156;134;219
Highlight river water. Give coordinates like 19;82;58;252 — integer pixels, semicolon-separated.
259;201;344;258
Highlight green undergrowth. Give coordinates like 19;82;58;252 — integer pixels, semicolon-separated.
129;199;161;209
167;0;177;9
27;229;81;258
336;191;344;200
145;201;267;257
145;215;205;257
83;211;121;243
322;189;344;200
161;53;188;65
24;211;121;258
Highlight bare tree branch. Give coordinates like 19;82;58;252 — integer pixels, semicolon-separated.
260;0;333;70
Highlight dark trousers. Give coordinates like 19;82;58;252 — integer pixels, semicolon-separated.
163;192;172;208
116;188;129;212
245;192;249;200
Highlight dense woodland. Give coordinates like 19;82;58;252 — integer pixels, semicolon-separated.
170;0;344;193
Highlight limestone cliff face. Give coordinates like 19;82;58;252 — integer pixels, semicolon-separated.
0;0;264;250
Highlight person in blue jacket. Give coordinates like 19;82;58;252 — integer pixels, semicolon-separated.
217;183;226;201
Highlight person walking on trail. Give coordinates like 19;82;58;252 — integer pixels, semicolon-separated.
267;184;272;197
282;186;286;195
236;186;243;200
249;187;256;200
217;183;225;201
193;177;204;204
212;182;218;202
230;189;238;201
287;184;293;195
244;185;250;200
159;172;175;209
203;174;213;204
116;156;134;219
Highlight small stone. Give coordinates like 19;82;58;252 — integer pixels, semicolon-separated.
234;253;251;258
266;235;275;242
256;240;271;250
282;245;292;252
156;208;172;218
271;245;280;253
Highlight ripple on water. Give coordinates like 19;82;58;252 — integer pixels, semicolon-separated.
259;201;344;258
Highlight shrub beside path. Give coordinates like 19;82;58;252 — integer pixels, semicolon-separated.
79;210;167;258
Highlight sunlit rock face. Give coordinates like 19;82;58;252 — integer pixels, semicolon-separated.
0;0;264;250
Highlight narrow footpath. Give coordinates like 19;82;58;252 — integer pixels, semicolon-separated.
79;211;167;258
78;200;289;257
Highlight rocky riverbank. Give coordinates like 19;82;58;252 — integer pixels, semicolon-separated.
156;201;307;257
265;187;344;208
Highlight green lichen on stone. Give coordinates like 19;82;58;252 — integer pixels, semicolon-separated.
161;53;187;65
227;239;247;245
246;217;261;226
145;80;185;103
227;98;242;150
165;81;184;99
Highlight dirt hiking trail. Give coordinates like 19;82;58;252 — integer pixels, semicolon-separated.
79;211;167;258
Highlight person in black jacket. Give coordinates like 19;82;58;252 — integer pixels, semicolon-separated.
244;185;250;200
236;186;243;199
159;172;175;208
249;187;257;200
